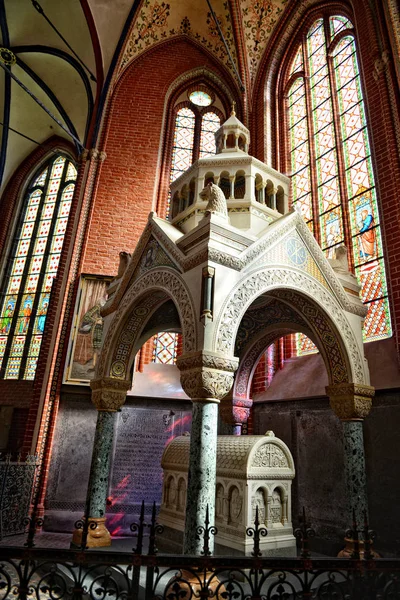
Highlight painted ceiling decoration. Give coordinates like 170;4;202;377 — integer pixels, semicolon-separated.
119;0;240;84
241;0;289;83
119;0;290;90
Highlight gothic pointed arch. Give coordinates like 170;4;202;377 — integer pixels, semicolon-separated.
214;267;368;387
96;267;197;382
0;139;78;380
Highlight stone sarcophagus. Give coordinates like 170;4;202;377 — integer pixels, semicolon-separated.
158;431;296;555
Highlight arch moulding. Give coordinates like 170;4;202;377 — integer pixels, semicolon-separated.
96;267;197;381
214;266;368;387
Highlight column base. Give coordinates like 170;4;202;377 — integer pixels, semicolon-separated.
167;570;225;599
337;537;380;559
71;517;112;548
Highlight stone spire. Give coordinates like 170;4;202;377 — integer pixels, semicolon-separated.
215;103;250;154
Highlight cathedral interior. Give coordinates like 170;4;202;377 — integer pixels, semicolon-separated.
0;0;400;584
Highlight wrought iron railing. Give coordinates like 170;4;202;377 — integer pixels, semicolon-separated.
0;503;399;599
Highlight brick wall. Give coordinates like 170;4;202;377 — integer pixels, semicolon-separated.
81;37;234;276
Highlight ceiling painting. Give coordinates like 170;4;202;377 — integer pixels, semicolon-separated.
119;0;239;85
240;0;289;84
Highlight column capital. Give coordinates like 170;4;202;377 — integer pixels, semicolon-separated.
177;351;238;402
90;377;131;412
326;382;375;420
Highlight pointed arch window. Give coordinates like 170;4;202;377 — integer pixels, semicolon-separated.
169;105;221;208
285;14;391;343
0;155;77;380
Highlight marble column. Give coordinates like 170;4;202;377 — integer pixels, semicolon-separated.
177;351;238;555
342;420;368;526
327;383;375;528
72;376;131;548
185;401;218;553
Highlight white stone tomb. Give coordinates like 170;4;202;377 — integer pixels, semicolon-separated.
158;431;296;555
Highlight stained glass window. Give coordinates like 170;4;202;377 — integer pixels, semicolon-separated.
0;155;77;380
167;104;221;217
189;90;212;106
155;98;222;359
152;331;179;365
286;15;391;344
170;107;196;184
200;112;220;158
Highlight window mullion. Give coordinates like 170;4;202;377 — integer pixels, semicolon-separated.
0;169;52;379
192;110;201;162
19;160;69;379
303;38;320;244
326;28;354;271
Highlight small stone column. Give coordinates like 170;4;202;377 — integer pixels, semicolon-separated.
72;377;131;548
229;174;235;199
327;383;375;528
269;187;277;210
177;351;238;555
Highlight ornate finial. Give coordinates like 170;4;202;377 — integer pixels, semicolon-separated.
231;101;236;116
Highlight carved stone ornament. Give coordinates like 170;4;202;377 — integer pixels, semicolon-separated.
199;182;229;220
90;377;131;412
215;264;366;384
98;268;197;378
326;383;375;421
177;351;238;402
251;444;288;469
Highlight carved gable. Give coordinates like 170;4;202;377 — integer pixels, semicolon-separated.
129;236;178;285
247;227;330;292
251;443;289;469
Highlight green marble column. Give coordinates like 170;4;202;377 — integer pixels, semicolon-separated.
327;382;374;530
342;420;368;527
183;401;218;555
87;410;116;518
72;377;130;548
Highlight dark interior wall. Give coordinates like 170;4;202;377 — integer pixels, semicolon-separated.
253;389;400;556
45;390;192;534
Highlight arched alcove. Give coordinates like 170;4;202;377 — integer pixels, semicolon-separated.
97;267;197;383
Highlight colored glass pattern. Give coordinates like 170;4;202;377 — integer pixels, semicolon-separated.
152;331;179;365
189;90;212;106
170;107;196;184
288;77;312;225
287;15;391;346
0;155;77;379
296;333;318;355
289;45;303;76
199;112;220;158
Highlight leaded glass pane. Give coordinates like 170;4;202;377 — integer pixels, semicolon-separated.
289;45;303;75
296;333;318;355
293;167;311;198
152;331;179;365
200;112;220;158
320;206;344;253
0;154;76;379
170;107;195;184
363;297;392;342
349;188;382;264
346;157;374;198
330;16;352;37
293;195;313;221
66;162;77;181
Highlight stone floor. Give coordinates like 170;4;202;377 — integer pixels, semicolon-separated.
0;531;141;551
0;531;326;557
